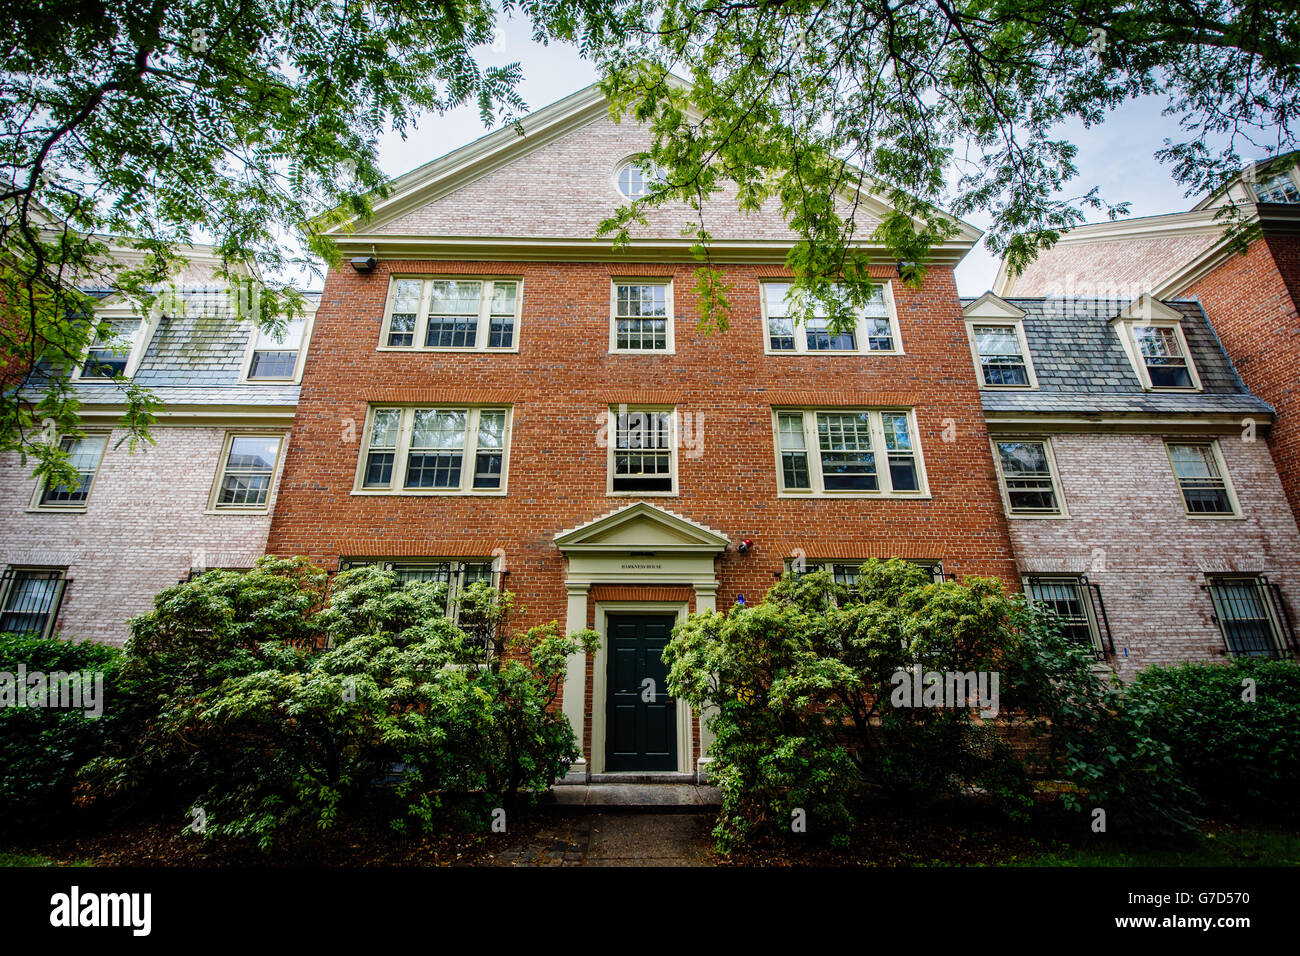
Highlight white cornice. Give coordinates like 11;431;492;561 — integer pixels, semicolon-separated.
75;404;297;427
984;411;1271;433
334;234;977;266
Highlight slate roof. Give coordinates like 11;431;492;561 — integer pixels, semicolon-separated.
23;288;317;407
962;296;1275;417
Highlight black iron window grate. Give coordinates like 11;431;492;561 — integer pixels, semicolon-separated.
0;568;70;638
1024;574;1113;657
1204;576;1293;659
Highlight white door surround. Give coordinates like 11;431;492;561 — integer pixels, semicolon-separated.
554;502;728;781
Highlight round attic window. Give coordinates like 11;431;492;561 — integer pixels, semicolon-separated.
616;160;665;199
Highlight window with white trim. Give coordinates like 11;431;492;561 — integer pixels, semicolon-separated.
35;433;108;509
608;407;675;494
1253;170;1300;204
381;278;520;351
79;319;142;379
0;567;69;638
972;324;1032;387
786;558;946;585
1024;575;1107;656
357;406;510;494
1167;441;1237;516
247;316;306;380
1204;575;1292;658
611;281;672;352
761;282;899;354
774;409;925;496
615;161;665;199
213;434;283;510
994;439;1065;516
338;558;504;648
1131;325;1195;389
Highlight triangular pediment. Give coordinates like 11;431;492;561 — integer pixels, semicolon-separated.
1111;293;1184;324
962;291;1026;320
328;83;981;260
555;503;730;553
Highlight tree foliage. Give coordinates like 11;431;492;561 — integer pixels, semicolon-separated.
600;0;1300;332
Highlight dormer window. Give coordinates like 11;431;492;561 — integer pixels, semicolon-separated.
79;319;142;379
247;317;306;380
1112;295;1203;392
1253;170;1300;204
1132;325;1193;388
962;293;1036;389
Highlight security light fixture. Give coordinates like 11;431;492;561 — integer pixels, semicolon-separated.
350;256;377;274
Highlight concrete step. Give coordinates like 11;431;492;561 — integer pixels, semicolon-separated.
542;783;722;814
587;772;698;784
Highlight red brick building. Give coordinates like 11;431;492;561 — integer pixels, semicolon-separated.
266;84;1020;779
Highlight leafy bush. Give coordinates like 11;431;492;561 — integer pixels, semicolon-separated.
665;562;1196;849
82;557;597;850
0;632;123;834
1125;658;1300;822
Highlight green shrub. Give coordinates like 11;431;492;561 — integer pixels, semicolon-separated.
1126;658;1300;822
665;562;1197;849
83;558;597;850
0;632;123;834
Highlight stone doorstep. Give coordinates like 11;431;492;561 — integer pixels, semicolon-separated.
542;782;723;814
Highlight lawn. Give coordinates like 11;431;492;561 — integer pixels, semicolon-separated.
1019;822;1300;867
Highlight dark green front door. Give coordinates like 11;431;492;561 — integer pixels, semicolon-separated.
606;614;677;772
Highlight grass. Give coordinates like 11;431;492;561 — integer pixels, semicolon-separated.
1019;822;1300;867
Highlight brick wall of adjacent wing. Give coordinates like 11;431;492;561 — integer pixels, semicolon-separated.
1002;431;1300;679
0;426;285;644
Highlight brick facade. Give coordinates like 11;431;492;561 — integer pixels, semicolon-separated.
1002;431;1300;679
0;425;289;644
1180;234;1300;520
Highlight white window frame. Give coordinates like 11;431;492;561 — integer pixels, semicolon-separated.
1023;574;1106;656
1251;167;1300;204
760;281;903;356
606;405;678;496
378;276;523;353
0;566;69;639
609;278;674;354
1165;439;1242;519
1121;321;1203;392
786;558;945;584
613;158;666;199
70;307;154;382
28;431;110;513
207;432;286;513
771;408;930;498
991;436;1069;518
965;319;1038;389
239;309;315;384
351;405;513;496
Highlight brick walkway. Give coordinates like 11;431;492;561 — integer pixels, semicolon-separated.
483;812;717;867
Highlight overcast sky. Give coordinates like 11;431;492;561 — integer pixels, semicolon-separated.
367;20;1216;297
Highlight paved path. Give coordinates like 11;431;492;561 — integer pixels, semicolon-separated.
547;783;722;809
484;812;717;867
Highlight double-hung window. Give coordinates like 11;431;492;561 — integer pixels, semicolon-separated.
611;281;672;352
994;439;1065;516
1167;441;1237;516
972;324;1032;387
246;317;307;381
608;407;675;493
774;409;925;496
1253;170;1300;204
1132;325;1195;388
357;406;511;494
762;282;899;354
0;567;69;638
35;433;108;510
1204;575;1294;658
213;434;284;510
78;319;142;379
1024;575;1109;656
382;277;520;351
